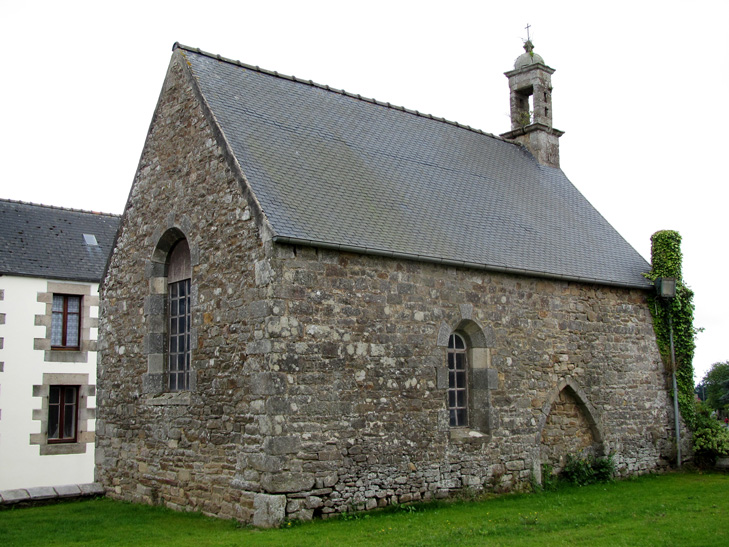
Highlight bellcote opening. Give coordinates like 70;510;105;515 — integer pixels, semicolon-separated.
500;37;564;168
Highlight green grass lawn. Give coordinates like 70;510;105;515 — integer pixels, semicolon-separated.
1;471;727;546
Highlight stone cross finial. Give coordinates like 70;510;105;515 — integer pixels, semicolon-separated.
523;24;534;55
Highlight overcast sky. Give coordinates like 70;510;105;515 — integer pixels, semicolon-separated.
2;1;726;382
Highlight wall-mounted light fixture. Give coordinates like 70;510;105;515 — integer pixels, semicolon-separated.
655;277;676;299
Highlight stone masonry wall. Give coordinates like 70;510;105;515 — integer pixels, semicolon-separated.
97;50;674;526
250;247;673;521
97;52;269;521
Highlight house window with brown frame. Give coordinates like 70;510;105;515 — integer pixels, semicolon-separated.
51;294;81;349
48;385;79;443
447;333;468;426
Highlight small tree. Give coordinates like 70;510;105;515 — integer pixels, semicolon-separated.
700;361;729;413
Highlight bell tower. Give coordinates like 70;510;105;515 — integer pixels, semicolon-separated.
500;37;564;168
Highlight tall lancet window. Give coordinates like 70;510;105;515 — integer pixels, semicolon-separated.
168;239;192;391
447;333;468;426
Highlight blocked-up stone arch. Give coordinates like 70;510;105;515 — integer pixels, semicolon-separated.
537;378;604;471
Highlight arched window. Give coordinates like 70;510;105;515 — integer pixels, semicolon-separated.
167;239;191;391
447;333;468;426
438;317;496;435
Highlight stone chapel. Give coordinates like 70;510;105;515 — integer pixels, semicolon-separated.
97;41;674;526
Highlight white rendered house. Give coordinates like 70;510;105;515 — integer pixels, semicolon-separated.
0;200;118;490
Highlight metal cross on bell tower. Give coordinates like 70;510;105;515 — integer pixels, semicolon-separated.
524;23;534;53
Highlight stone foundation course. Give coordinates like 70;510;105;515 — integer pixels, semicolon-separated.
0;483;104;507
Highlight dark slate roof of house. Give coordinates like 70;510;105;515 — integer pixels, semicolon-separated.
177;44;652;289
0;199;120;282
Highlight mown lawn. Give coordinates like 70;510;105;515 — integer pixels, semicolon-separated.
1;471;727;546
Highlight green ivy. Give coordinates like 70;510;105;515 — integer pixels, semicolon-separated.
646;230;697;428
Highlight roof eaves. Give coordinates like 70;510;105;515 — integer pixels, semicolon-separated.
272;235;653;290
0;198;120;219
0;270;104;284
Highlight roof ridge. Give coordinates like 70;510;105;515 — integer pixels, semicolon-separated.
0;197;120;218
172;42;512;145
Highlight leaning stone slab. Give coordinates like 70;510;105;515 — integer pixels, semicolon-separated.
54;484;82;498
0;489;30;504
26;486;57;500
253;493;286;528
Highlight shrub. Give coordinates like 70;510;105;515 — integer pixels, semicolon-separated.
692;403;729;468
590;454;616;483
560;453;615;486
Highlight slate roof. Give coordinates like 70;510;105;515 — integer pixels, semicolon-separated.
0;200;120;282
177;44;652;289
